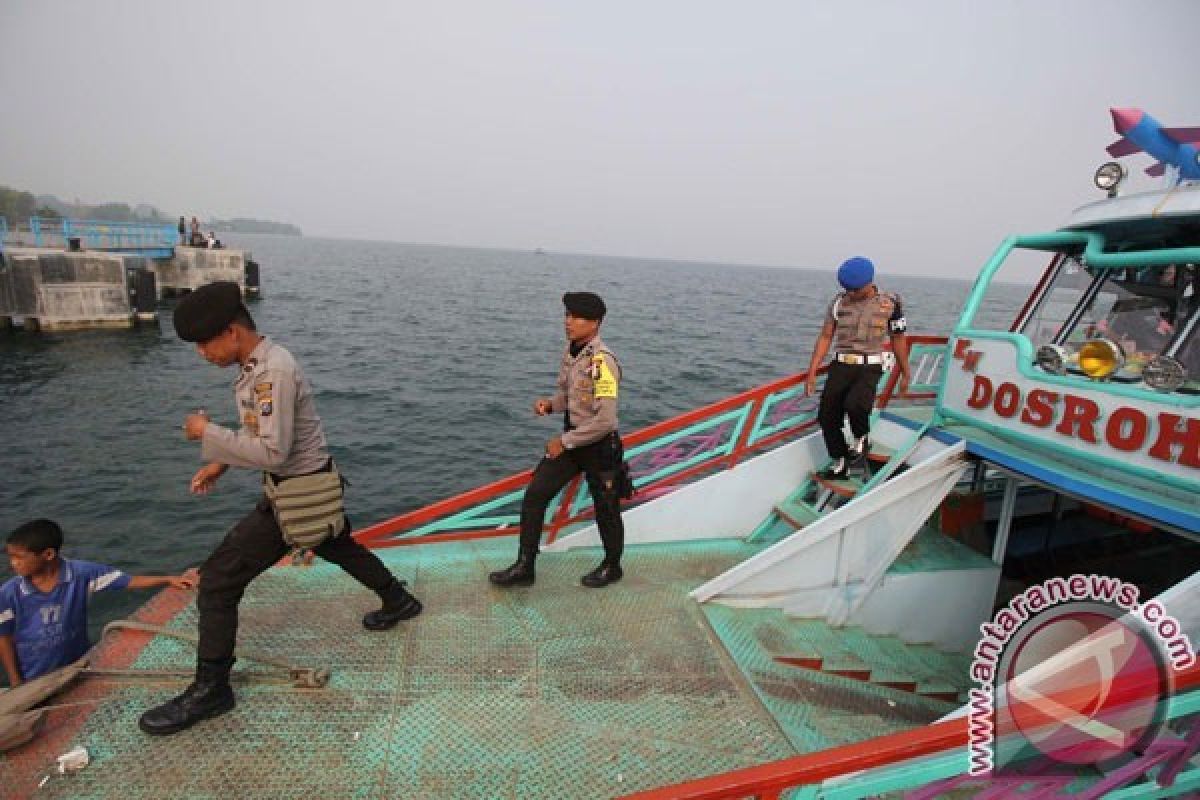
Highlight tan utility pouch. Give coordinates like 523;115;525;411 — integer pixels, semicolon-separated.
263;466;346;549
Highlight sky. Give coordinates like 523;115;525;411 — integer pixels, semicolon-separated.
1;0;1197;278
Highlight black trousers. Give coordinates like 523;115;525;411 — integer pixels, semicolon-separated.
518;433;624;564
196;499;395;661
818;361;883;460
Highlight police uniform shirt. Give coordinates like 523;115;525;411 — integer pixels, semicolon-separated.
0;560;131;681
549;336;621;449
825;288;907;355
201;337;330;476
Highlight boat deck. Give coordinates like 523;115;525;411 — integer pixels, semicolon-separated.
7;538;804;799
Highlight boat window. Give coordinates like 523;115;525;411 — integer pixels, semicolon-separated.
1023;262;1198;389
965;247;1058;332
1085;283;1176;374
1017;256;1097;345
1174;303;1200;393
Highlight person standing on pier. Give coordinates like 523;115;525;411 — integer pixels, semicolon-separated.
138;281;422;736
803;257;911;480
177;216;186;246
489;292;630;590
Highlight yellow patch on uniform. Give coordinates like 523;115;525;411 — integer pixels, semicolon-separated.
592;355;618;399
242;411;260;434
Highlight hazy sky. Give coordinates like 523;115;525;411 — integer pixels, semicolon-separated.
2;1;1197;277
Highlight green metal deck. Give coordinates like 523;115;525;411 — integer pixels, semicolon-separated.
7;539;801;799
4;525;990;798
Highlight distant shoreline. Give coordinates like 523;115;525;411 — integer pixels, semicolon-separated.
211;218;303;236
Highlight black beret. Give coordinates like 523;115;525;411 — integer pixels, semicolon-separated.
173;281;244;342
562;291;606;320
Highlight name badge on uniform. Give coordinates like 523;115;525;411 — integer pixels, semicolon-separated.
255;382;274;417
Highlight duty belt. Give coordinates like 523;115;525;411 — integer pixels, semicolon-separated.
835;352;885;366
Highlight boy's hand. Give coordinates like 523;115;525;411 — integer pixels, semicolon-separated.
189;463;225;495
172;568;201;590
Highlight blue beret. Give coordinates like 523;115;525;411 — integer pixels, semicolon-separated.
563;292;606;320
837;257;875;290
173;281;244;342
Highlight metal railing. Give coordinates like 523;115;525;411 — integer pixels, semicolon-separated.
27;217;177;255
354;335;950;547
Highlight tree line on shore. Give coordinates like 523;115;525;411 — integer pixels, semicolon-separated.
0;185;300;235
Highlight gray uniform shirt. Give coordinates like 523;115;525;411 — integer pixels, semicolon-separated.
824;288;907;355
201;337;330;476
549;335;621;449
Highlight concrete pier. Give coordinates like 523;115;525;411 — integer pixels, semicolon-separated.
154;246;246;294
0;245;255;332
0;248;135;331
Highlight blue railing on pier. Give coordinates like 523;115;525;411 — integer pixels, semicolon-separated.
27;217;177;258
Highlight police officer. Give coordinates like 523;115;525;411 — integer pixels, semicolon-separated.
803;257;911;479
489;292;626;589
139;282;421;735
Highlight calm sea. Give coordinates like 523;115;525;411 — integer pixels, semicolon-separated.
0;235;1026;627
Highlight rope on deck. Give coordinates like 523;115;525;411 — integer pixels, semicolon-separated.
94;620;331;689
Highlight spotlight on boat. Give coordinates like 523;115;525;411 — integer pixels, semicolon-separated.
1035;344;1069;375
1094;161;1126;197
1142;355;1186;392
1078;338;1125;380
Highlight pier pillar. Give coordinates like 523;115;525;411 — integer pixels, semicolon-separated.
0;248;134;330
154;247;247;295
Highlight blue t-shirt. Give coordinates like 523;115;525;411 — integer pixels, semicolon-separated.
0;559;131;681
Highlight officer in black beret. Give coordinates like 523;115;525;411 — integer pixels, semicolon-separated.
489;291;628;589
139;281;422;736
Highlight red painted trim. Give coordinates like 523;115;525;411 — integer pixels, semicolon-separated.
355;339;946;548
354;469;533;544
365;527;516;547
621;717;971;800
546;476;584;544
620;663;1200;800
877;681;920;693
6;588;197;799
726;396;765;470
810;472;859;497
1010;253;1064;333
773;506;809;532
774;655;824;670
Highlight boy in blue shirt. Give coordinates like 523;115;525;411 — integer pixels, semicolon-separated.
1;519;196;687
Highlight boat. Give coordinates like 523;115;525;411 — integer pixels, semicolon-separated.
4;112;1199;798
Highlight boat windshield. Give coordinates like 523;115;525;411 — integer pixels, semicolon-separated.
1019;260;1199;390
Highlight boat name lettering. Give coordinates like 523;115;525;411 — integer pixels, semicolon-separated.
966;374;1200;468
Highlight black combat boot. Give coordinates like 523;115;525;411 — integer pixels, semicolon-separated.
817;457;849;480
363;580;423;630
488;554;536;587
581;562;623;588
848;436;871;468
138;657;236;736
